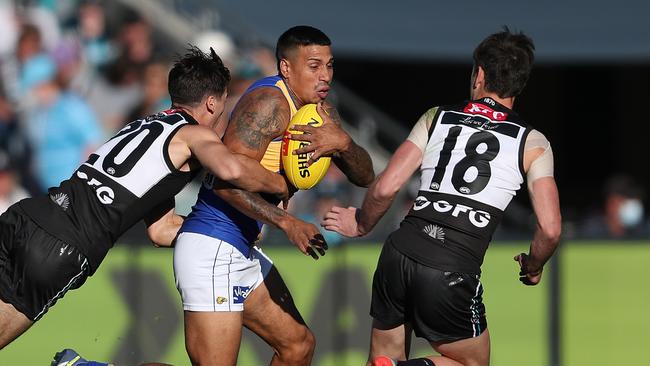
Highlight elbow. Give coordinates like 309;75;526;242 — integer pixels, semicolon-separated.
540;220;562;244
357;172;376;188
220;161;244;183
374;178;399;201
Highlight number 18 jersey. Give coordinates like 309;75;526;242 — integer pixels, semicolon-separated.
391;97;531;274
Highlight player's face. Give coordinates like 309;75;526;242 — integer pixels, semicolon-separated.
284;45;333;104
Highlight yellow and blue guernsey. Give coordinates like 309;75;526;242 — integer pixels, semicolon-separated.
179;75;298;256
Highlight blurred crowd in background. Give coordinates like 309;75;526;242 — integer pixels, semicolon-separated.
0;1;648;247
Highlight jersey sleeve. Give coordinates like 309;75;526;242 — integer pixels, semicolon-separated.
524;129;554;187
407;107;438;152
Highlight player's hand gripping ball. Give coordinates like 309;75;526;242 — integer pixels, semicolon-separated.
281;104;331;189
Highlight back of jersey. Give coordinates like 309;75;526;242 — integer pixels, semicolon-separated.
20;110;199;273
392;97;530;274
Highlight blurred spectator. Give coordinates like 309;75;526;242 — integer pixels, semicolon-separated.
0;23;45;104
0;72;35;195
193;30;239;135
125;60;171;123
20;53;103;192
0;4;19;58
0;149;29;214
193;30;237;71
75;0;115;68
20;5;61;52
83;9;168;133
579;174;650;239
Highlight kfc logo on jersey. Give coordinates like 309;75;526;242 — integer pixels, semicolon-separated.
413;195;491;228
464;102;507;121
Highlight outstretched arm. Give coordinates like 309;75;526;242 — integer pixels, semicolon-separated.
322;140;422;237
214;186;326;259
181;124;289;203
289;102;375;187
515;130;562;285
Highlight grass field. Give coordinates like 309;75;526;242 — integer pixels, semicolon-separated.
0;241;648;365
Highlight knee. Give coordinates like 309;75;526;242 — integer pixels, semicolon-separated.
276;328;315;365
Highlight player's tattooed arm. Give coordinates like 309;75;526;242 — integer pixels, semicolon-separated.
216;187;288;226
226;88;287;156
324;104;375;187
214;88;326;258
214;184;326;259
216;87;293;222
332;141;375;188
290;102;375;187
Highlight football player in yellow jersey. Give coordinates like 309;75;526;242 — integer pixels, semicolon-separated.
173;26;374;365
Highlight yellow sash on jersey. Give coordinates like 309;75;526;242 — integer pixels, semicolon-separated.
260;78;298;173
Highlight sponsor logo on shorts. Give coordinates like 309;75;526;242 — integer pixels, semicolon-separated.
233;286;252;304
413;195;491;228
216;296;228;304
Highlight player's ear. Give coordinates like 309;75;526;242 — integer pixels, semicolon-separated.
474;66;485;89
279;58;290;79
206;94;216;114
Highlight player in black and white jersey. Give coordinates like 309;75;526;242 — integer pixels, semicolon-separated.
323;28;561;366
0;46;291;349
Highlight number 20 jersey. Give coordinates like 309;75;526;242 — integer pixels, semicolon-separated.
391;97;531;274
19;110;200;273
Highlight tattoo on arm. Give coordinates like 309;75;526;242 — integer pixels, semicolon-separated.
324;104;343;126
323;103;375;187
334;142;375;187
224;189;287;227
231;93;285;150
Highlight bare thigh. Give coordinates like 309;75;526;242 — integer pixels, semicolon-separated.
431;329;491;366
243;266;314;365
0;299;33;349
183;311;243;366
367;318;413;365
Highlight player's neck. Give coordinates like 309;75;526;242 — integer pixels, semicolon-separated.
282;77;306;109
472;91;515;110
172;105;204;124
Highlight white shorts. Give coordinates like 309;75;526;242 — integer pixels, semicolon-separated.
173;232;273;312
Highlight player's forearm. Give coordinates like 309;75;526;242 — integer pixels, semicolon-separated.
333;141;375;187
229;154;286;195
526;177;562;273
147;213;184;247
526;222;561;273
356;177;398;235
214;188;290;229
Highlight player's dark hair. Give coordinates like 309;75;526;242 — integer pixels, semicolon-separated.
276;25;331;71
472;27;535;98
168;45;230;107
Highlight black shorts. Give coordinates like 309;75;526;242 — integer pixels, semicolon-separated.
370;239;487;343
0;205;90;321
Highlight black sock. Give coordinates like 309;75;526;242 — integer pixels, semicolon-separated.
396;358;436;366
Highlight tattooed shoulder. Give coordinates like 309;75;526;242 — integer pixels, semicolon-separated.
227;88;290;151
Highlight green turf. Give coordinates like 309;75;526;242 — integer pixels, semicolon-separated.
0;241;648;365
